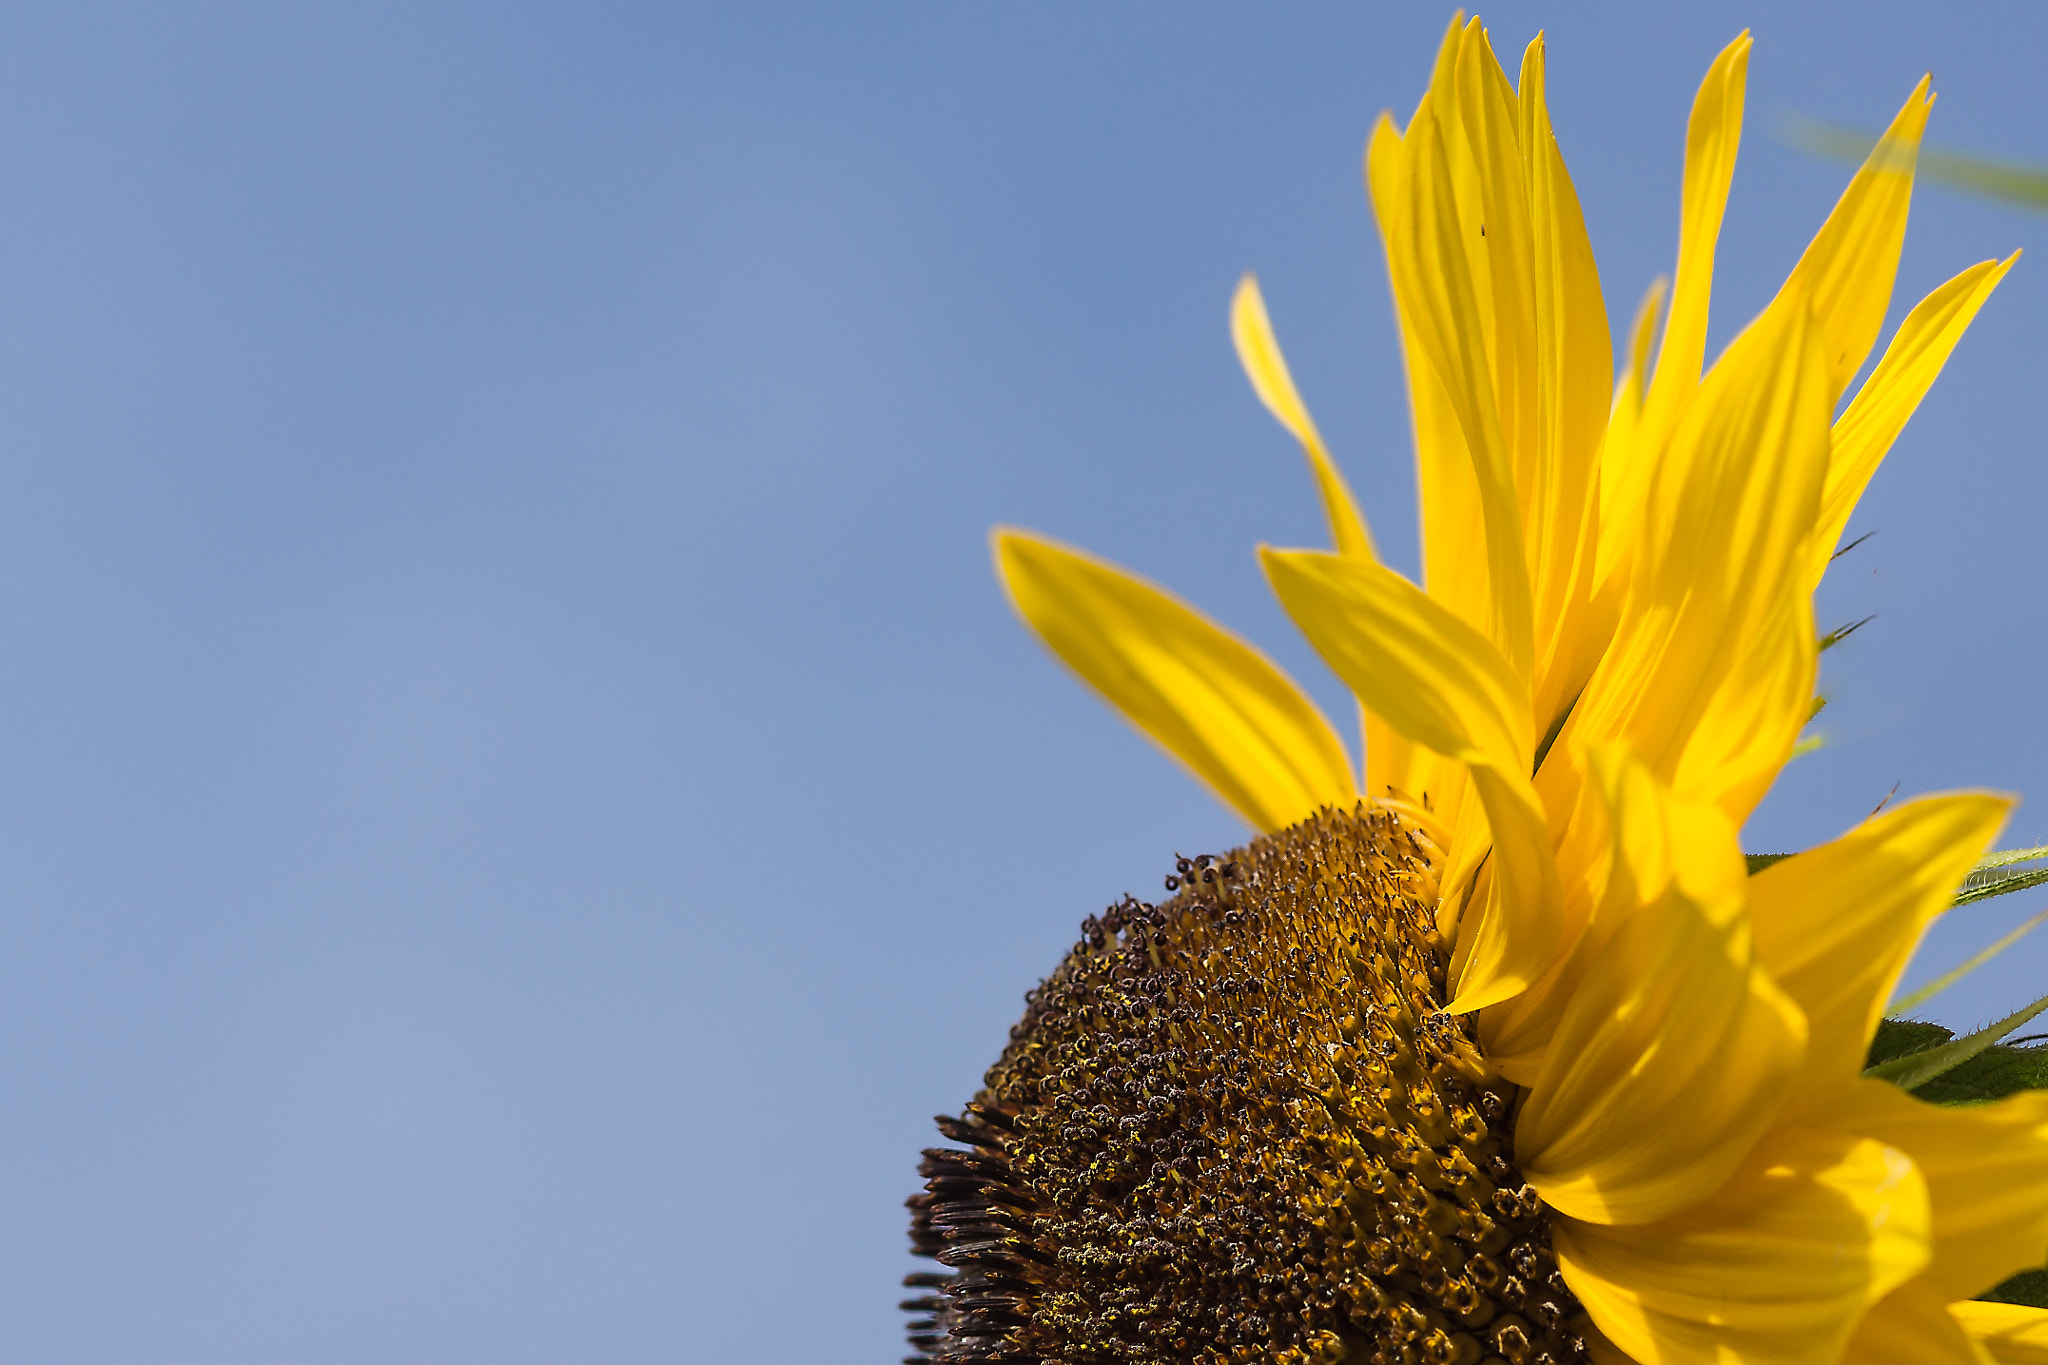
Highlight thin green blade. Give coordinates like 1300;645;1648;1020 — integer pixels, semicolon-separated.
1974;843;2048;873
1818;616;1873;652
1923;146;2048;212
1783;113;2048;213
1954;861;2048;908
1889;909;2048;1015
1865;989;2048;1091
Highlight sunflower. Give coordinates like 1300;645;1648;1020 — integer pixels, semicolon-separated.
903;17;2048;1365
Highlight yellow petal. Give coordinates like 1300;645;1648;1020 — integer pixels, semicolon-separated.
1775;78;1934;402
1517;33;1614;738
1635;31;1750;462
1261;550;1528;795
1367;113;1494;644
1366;106;1487;836
994;528;1354;832
1814;253;2018;584
1670;589;1817;823
1836;1078;2048;1303
1260;547;1561;1011
1748;792;2010;1096
1424;10;1466;119
1572;285;1830;820
1379;87;1536;681
1443;770;1563;1014
1476;824;1602;1085
1952;1303;2048;1365
1517;747;1804;1225
1452;25;1536;507
1518;890;1802;1228
1227;273;1404;809
1578;739;1753;1009
1841;1281;1993;1365
1555;1128;1929;1365
1432;18;1497;363
1596;276;1669;596
1229;273;1377;561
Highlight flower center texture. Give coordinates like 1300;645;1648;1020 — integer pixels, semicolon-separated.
905;806;1592;1365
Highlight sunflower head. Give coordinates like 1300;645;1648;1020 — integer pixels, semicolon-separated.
907;806;1588;1365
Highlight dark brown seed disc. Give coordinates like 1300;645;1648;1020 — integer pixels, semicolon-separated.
904;805;1590;1365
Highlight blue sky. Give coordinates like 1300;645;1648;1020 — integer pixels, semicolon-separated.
0;3;2043;1360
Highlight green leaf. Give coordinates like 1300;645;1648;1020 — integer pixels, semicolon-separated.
1865;1017;1953;1066
1982;1267;2048;1309
1911;1043;2048;1104
1865;990;2048;1092
1744;852;1792;875
1864;1016;2048;1103
1889;909;2048;1015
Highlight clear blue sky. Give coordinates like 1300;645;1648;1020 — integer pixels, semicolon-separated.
0;3;2042;1360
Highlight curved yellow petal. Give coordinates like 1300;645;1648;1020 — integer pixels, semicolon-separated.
1573;285;1830;818
1229;272;1400;808
1260;550;1529;791
1953;1303;2048;1365
1814;253;2018;583
1367;113;1494;645
994;528;1354;832
1671;589;1817;824
1841;1280;1992;1365
1517;880;1804;1226
1441;773;1560;1014
1379;87;1536;681
1776;77;1933;403
1452;26;1535;507
1596;276;1668;596
1421;10;1466;126
1259;547;1561;1011
1432;17;1494;356
1229;274;1377;561
1635;31;1750;462
1517;747;1804;1225
1482;727;1756;1083
1837;1078;2048;1303
1748;792;2010;1098
1364;114;1480;832
1579;738;1754;1000
1475;772;1610;1085
1517;33;1613;738
1555;1128;1929;1365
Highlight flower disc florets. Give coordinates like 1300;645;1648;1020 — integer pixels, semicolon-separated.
906;806;1590;1365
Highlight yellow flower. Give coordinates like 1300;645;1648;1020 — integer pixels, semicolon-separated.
907;17;2048;1365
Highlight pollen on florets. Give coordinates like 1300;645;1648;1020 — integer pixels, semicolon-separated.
904;804;1589;1365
